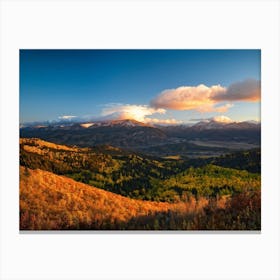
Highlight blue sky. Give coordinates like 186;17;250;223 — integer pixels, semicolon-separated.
20;50;261;124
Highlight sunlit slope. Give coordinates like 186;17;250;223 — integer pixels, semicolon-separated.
20;167;260;230
20;167;206;230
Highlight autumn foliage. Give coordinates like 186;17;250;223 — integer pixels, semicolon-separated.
20;167;260;230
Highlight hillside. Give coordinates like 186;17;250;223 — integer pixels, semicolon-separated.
20;167;261;230
20;138;183;199
211;149;261;173
20;167;206;230
19;138;261;230
20;138;261;201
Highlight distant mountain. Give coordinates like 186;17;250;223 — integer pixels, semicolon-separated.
85;119;152;128
20;119;166;148
20;118;81;129
161;120;261;144
191;120;261;131
20;118;261;149
21;119;152;129
191;120;226;130
244;120;260;124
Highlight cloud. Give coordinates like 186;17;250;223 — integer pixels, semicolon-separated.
58;115;77;120
150;79;260;113
101;104;166;122
145;118;182;125
212;79;260;102
213;103;234;113
212;115;233;123
190;115;234;123
101;104;182;124
195;103;234;113
150;84;226;111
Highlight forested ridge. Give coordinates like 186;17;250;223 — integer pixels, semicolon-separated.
20;138;261;230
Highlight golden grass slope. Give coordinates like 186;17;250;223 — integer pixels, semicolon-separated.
20;138;86;153
20;167;207;230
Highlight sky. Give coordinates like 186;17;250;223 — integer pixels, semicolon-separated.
20;49;261;124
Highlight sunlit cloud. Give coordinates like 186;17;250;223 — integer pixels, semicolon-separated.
212;115;233;123
213;103;234;113
145;118;182;125
101;104;166;123
150;84;226;111
150;79;260;113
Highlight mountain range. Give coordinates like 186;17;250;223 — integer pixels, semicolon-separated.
190;119;260;130
20;118;260;129
20;118;261;156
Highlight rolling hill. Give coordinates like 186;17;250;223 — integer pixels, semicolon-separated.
20;138;261;201
20;166;260;230
20;167;207;230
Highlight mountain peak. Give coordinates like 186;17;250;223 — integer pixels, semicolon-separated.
192;119;260;130
106;119;148;127
79;119;151;128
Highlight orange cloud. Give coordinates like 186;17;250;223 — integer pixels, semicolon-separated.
150;79;260;113
150;84;226;111
213;103;234;113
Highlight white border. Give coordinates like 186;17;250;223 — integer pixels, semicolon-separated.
1;1;279;280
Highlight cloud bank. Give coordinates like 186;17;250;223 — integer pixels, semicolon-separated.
151;79;260;113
